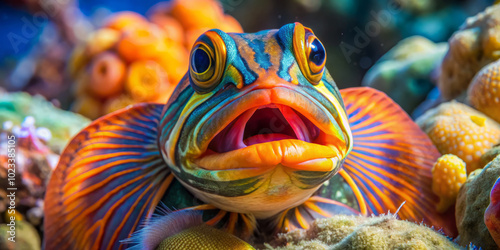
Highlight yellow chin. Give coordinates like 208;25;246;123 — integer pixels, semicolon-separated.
194;139;343;172
178;165;323;219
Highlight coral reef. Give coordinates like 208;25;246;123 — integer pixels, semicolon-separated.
268;214;459;249
70;0;243;119
0;117;60;247
467;59;500;124
362;36;447;112
431;154;467;213
2;0;92;106
438;4;500;100
69;12;187;119
455;156;500;249
0;91;90;153
416;101;500;173
0;92;87;247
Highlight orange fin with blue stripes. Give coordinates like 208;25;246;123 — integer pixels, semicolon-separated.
44;103;173;250
339;87;454;234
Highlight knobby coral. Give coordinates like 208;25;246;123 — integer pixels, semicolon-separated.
70;0;243;119
431;154;467;213
416;101;500;173
468;59;500;124
438;4;500;100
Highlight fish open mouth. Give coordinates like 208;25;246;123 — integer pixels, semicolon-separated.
208;104;320;153
193;89;350;172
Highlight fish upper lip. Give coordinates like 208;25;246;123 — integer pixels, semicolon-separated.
190;87;348;170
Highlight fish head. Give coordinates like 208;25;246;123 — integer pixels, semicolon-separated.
158;22;353;218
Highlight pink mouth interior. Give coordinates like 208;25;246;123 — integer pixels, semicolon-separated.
208;104;320;153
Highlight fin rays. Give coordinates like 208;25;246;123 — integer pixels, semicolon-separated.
44;104;171;250
339;87;446;231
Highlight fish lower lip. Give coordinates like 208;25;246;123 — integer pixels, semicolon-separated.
194;139;342;171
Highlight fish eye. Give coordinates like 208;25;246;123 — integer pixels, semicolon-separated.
189;31;227;93
191;45;213;75
292;23;326;85
308;38;326;67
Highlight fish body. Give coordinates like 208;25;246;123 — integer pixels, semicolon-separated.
44;23;451;249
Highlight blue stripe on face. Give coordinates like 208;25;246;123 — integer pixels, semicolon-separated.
276;24;296;82
222;32;258;86
248;38;272;70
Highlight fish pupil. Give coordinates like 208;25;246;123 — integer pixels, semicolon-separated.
309;38;325;66
192;47;211;74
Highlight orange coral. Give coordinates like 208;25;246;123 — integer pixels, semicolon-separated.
88;52;126;97
84;29;121;57
162;0;224;31
103;11;150;31
149;0;243;48
150;15;185;45
70;1;244;119
431;154;467;213
417;101;500;173
468;60;500;123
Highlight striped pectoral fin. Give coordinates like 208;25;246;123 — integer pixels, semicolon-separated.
273;196;360;232
339;87;455;235
44;103;173;250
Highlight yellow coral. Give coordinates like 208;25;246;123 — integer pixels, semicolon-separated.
431;154;467;213
438;4;500;100
416;101;500;173
468;59;500;123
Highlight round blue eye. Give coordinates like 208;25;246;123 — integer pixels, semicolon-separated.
192;47;211;74
309;38;325;66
